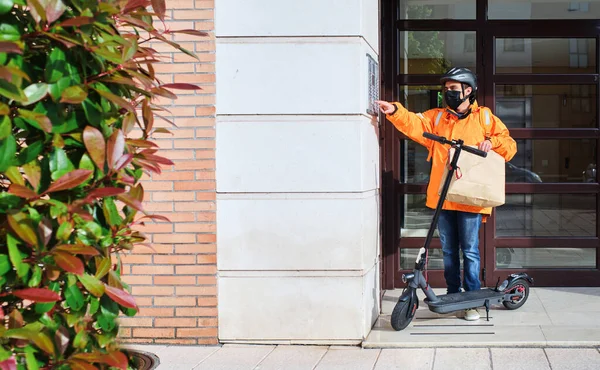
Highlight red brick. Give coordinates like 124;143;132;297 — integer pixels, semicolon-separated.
176;118;214;127
174;223;211;233
175;94;215;105
162;21;194;29
176;307;217;317
153;63;195;73
197;276;217;285
152;191;195;202
195;192;216;200
137;307;174;317
143;202;173;212
174;73;215;84
176;265;216;275
198;318;218;326
132;244;174;254
153;171;195;181
175;244;216;254
152;42;196;53
194;42;216;53
119;317;153;327
195;106;216;116
155;339;198;345
155;297;196;306
121;275;153;285
170;106;196;116
133;297;153;306
198;338;219;345
197;254;217;264
197;234;217;243
173;140;215;149
141;181;174;191
119;327;131;337
176;286;216;295
174;9;213;20
120;254;153;264
155;318;196;327
132;286;175;296
153;255;196;264
196;128;215;137
119;338;153;344
173;180;214;190
174;161;215;170
171;129;196;139
133;223;173;234
154;233;196;244
197;296;217;306
161;212;196;222
154;276;197;285
158;150;196;160
175;202;215;212
133;328;174;338
195;0;214;8
177;328;217;337
131;265;174;275
193;21;214;31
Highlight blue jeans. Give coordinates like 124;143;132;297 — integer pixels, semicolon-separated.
438;210;482;294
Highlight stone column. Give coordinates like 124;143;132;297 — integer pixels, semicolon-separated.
215;0;380;344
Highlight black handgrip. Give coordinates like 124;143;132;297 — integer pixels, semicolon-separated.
423;132;445;143
463;145;488;158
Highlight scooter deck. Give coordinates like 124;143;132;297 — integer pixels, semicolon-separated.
424;288;504;314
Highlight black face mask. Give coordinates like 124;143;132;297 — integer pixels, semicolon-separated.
444;90;468;112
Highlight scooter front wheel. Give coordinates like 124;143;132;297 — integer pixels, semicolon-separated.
391;298;416;331
503;278;529;310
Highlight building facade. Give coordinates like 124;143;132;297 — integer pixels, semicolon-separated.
118;0;600;345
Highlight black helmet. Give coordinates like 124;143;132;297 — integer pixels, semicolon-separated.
440;67;477;103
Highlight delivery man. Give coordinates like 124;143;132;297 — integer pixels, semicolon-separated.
375;67;517;321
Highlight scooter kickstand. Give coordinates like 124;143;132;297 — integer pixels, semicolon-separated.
484;299;490;321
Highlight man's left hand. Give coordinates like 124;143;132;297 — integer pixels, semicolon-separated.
478;139;492;153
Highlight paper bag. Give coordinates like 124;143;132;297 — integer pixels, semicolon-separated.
438;147;505;208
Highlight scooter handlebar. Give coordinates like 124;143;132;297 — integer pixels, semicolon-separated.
422;132;487;158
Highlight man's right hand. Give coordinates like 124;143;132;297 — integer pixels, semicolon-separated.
374;100;396;114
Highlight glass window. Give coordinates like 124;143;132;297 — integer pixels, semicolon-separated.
400;248;463;269
496;194;596;237
400;194;439;237
495;38;596;74
496;248;595;269
489;0;600;20
506;139;596;183
399;0;476;20
496;85;597;128
400;31;477;74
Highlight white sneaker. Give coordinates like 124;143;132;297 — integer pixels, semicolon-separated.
464;308;480;321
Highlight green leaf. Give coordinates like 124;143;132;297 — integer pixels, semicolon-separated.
7;233;28;278
22;83;48;106
103;197;122;226
89;297;100;315
0;134;16;172
0;346;12;361
7;211;39;248
48;76;71;101
49;148;74;180
0;0;14;15
17;140;43;165
97;313;116;332
27;265;42;287
82;99;102;126
5;165;25;186
60;85;87;104
0;192;21;211
78;273;105;297
27;0;46;23
17;109;52;133
73;330;88;349
23;161;41;192
0;115;11;140
83;221;102;239
56;220;72;242
95;257;111;279
0;23;20;42
24;345;39;370
0;254;9;275
93;87;134;112
65;283;84;311
0;79;25;101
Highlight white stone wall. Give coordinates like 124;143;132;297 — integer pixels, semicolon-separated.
215;0;380;343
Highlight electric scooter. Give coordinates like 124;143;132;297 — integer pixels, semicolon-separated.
391;132;533;331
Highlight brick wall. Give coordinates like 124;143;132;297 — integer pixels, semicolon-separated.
118;0;217;345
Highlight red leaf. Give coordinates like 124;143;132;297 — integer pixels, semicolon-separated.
104;285;138;310
150;0;166;21
87;187;125;198
126;139;158;148
107;130;125;170
7;212;39;247
53;251;84;275
139;153;174;166
93;88;135;112
167;29;209;37
0;357;16;370
159;83;202;90
117;193;144;212
58;16;94;27
83;126;106;171
133;158;161;174
45;169;92;193
68;360;98;370
13;288;60;302
0;42;22;54
54;244;100;256
114;153;133;171
46;0;67;24
123;0;149;13
8;184;38;199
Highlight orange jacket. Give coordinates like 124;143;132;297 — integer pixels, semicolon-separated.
386;100;517;216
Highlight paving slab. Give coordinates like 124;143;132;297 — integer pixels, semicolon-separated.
491;348;550;370
544;348;600;370
152;345;219;370
192;344;275;370
433;348;491;370
373;348;434;370
313;347;380;370
254;345;328;370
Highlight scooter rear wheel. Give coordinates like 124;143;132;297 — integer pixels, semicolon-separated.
391;299;414;331
502;278;529;310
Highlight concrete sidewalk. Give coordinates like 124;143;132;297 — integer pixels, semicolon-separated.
126;344;600;370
